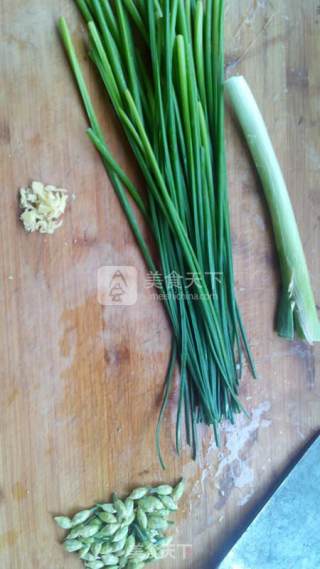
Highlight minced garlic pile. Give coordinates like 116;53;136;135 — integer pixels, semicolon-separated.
19;181;68;234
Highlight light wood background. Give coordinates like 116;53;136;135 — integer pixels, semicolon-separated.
1;1;319;567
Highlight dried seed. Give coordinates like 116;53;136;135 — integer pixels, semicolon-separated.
138;496;163;512
129;487;149;500
98;512;118;524
126;562;145;569
85;562;105;569
121;511;135;526
122;534;135;558
80;524;100;538
132;523;149;543
136;508;148;530
100;543;114;555
125;498;134;517
131;550;149;562
172;479;185;502
97;523;120;537
82;537;95;545
88;516;103;527
112;525;128;542
148;516;169;530
82;553;96;562
98;503;116;514
66;524;85;539
101;554;119;565
112;494;127;519
79;545;91;559
155;509;171;518
91;542;102;557
63;539;83;552
72;509;93;525
152;485;173;496
54;516;73;529
111;536;126;553
159;495;178;511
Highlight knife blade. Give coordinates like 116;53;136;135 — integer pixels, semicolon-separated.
218;435;320;569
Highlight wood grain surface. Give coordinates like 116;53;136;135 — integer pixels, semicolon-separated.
1;1;319;568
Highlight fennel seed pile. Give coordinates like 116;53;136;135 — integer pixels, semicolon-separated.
54;480;184;569
58;0;256;464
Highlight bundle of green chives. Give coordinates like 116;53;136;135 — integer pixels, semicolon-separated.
58;0;256;466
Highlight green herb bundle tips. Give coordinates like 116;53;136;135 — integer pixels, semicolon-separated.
58;0;256;464
54;480;184;568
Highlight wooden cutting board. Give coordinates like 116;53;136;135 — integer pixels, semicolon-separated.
1;1;319;567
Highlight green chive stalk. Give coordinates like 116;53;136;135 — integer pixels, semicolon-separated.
58;1;256;465
225;76;320;343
